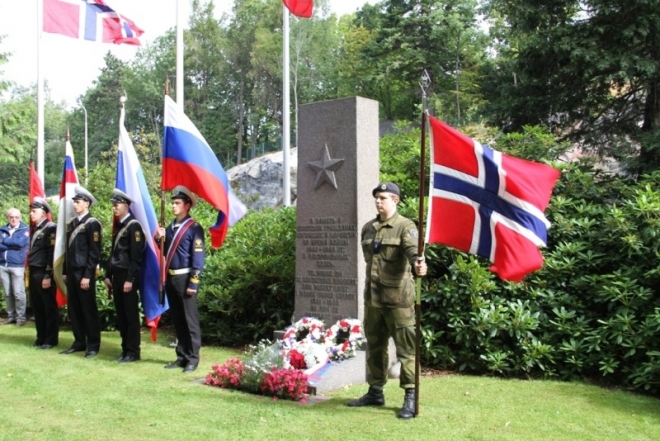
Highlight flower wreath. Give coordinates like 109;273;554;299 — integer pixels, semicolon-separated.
281;317;325;351
281;317;365;368
324;318;365;362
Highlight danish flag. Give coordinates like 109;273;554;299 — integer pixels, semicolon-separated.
43;0;143;45
425;116;560;282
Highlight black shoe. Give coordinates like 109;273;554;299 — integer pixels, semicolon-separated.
84;351;98;358
119;355;140;364
183;364;197;373
164;360;185;369
397;388;416;419
33;341;44;347
115;353;127;362
39;344;55;350
346;386;385;407
60;347;84;355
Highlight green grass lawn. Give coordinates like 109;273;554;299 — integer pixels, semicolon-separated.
1;322;658;441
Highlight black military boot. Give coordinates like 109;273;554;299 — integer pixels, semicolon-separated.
346;386;385;407
397;388;415;419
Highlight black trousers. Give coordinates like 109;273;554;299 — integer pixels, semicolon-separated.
111;269;141;357
66;269;101;352
165;274;201;366
29;267;59;346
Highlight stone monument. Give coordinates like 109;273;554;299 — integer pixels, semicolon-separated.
295;96;379;325
294;96;379;393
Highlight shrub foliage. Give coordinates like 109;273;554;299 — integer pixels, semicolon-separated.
197;207;296;346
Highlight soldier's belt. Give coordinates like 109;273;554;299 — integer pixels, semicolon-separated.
168;268;192;276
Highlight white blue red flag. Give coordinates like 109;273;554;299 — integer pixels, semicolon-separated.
117;106;167;340
425;116;560;282
53;139;79;306
162;95;248;248
43;0;143;46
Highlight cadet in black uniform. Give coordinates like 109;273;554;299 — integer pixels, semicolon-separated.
60;185;103;358
104;189;145;363
156;186;205;373
28;197;59;350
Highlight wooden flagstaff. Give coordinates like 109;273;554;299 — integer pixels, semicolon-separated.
414;70;431;417
159;78;169;305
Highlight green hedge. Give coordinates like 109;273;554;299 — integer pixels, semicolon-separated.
197;207;296;346
417;137;660;393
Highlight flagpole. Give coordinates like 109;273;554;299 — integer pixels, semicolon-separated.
37;0;45;184
415;70;431;417
282;5;291;206
159;80;169;305
176;0;184;110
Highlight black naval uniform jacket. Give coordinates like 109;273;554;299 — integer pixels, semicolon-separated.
28;219;57;277
106;214;145;283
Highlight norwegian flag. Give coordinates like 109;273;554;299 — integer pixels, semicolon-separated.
425;116;560;282
43;0;143;45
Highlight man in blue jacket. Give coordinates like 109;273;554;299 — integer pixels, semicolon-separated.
0;208;30;326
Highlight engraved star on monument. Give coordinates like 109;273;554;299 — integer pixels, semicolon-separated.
308;144;345;189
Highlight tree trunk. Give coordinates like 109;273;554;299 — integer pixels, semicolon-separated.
236;79;245;166
638;76;660;171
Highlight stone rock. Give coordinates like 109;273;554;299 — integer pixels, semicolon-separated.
227;147;298;210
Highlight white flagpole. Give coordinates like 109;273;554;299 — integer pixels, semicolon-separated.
176;0;184;110
37;0;45;184
282;5;291;207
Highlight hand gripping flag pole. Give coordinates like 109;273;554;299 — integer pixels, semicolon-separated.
414;70;432;417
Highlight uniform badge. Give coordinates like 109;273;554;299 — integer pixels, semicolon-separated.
49;232;55;245
194;238;203;252
190;270;200;284
409;229;418;239
93;231;100;242
135;231;142;242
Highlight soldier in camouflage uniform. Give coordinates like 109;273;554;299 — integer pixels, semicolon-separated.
347;182;427;419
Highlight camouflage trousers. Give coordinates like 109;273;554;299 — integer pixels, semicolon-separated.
364;304;416;390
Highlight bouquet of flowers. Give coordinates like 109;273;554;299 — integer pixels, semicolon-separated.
205;317;365;401
205;339;308;401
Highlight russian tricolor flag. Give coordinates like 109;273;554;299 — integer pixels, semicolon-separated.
162;95;247;248
117;106;167;340
53;139;79;306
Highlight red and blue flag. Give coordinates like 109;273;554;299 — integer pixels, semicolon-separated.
425;116;560;282
43;0;143;45
117;106;167;340
162;95;247;248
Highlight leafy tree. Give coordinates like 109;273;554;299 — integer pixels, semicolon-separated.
70;53;131;170
483;0;660;173
348;0;488;122
0;35;9;94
